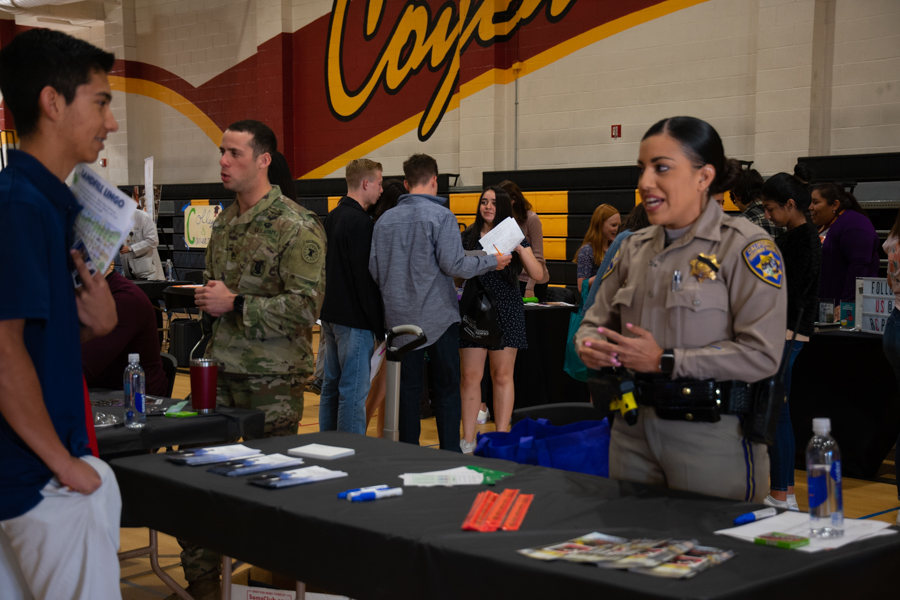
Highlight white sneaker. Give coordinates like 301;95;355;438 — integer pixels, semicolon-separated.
476;408;491;424
763;494;790;509
786;494;800;511
460;439;477;454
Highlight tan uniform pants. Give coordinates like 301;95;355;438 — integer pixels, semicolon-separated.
610;408;769;503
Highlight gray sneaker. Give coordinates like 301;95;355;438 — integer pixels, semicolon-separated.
460;439;477;454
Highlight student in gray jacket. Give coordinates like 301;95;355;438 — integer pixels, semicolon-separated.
369;154;511;450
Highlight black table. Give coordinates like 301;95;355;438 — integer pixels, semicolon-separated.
90;390;264;457
790;328;900;478
133;280;191;341
163;284;200;311
110;432;899;600
481;305;589;411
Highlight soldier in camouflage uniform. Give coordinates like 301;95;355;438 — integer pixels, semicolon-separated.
170;120;325;600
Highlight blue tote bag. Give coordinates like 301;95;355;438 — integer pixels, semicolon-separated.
475;417;610;477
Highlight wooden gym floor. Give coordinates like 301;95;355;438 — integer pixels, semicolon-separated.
120;333;899;599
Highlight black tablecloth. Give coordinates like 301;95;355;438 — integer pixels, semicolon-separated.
163;284;200;311
481;305;588;410
90;391;264;457
110;432;899;600
790;329;900;478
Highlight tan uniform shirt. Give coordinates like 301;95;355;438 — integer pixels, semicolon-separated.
576;199;788;382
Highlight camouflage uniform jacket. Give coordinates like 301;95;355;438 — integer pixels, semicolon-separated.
204;185;326;375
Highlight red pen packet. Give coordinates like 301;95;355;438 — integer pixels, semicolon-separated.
501;493;533;531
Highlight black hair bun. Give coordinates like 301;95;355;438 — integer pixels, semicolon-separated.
794;162;813;184
711;158;742;196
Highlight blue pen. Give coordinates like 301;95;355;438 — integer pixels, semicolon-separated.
350;488;403;502
338;484;388;499
733;507;777;525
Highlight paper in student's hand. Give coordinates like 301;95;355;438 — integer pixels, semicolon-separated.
478;217;525;256
69;164;136;287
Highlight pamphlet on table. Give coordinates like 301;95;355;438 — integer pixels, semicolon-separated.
519;532;734;579
207;454;304;477
249;465;348;488
69;164;136;286
167;444;262;466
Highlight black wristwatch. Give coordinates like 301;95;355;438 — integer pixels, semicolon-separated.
659;349;675;374
232;294;245;314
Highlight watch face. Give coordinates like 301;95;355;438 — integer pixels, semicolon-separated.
660;352;675;373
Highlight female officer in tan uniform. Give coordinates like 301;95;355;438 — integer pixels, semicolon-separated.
576;116;787;502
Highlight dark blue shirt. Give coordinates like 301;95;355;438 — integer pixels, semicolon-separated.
0;150;90;521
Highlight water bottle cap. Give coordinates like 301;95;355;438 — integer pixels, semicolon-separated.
812;417;831;435
128;353;140;363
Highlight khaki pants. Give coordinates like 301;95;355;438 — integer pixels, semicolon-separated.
0;456;122;600
610;408;769;503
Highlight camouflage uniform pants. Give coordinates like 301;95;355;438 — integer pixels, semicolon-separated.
217;372;306;437
178;372;306;583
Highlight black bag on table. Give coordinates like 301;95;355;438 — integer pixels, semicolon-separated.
458;277;504;347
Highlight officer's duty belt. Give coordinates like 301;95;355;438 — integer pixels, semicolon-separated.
632;375;757;422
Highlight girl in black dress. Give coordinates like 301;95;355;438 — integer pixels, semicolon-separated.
459;186;543;453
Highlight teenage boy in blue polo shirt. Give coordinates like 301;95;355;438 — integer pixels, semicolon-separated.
0;30;123;599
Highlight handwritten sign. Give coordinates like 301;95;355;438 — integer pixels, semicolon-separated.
855;278;894;334
183;201;222;249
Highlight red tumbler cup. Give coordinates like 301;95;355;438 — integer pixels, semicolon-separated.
189;358;218;414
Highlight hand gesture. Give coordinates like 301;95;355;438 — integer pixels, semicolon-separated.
55;456;102;495
598;323;664;373
494;253;512;270
72;250;117;341
194;280;236;317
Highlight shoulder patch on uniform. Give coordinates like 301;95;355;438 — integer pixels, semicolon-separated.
302;239;322;264
742;239;783;288
601;251;620;281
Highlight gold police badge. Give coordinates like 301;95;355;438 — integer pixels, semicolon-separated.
689;253;719;282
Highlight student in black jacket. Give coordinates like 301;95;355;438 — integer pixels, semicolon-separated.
760;171;821;510
319;158;385;434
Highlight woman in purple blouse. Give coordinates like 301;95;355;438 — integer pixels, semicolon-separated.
809;183;880;302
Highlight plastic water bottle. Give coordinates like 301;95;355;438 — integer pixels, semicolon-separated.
165;259;175;281
806;418;843;538
124;353;146;429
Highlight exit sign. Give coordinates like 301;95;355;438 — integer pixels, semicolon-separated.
611;125;622;138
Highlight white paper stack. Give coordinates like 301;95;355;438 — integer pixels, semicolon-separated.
714;511;896;552
399;466;484;487
168;444;263;466
478;217;525;255
287;443;355;460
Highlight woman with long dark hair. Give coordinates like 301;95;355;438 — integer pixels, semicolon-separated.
575;116;787;501
760;172;821;510
458;186;542;453
809;183;879;302
575;204;620;293
500;180;550;299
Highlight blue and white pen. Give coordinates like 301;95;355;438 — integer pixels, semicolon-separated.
338;484;389;500
350;487;403;502
733;507;777;525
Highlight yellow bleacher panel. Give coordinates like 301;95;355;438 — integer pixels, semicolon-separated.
450;193;480;215
525;191;568;213
328;196;341;212
456;214;476;227
543;238;568;261
541;215;568;237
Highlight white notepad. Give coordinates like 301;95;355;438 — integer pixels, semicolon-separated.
287;443;355;460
